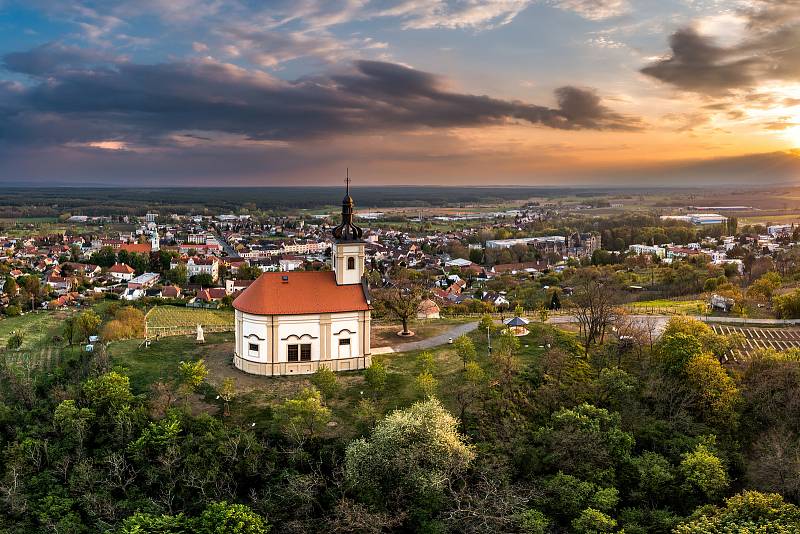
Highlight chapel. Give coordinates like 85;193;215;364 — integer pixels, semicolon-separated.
232;179;372;375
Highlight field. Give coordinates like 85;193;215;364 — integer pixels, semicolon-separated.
624;299;707;315
0;310;83;372
0;310;72;350
145;306;234;337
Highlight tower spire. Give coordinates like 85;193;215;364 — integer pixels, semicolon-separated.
332;169;363;241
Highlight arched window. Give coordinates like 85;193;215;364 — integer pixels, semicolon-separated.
347;256;355;270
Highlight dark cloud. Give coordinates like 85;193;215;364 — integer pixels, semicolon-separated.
2;42;118;75
0;48;641;149
641;1;800;94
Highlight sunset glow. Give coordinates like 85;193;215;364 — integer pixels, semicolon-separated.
0;1;799;185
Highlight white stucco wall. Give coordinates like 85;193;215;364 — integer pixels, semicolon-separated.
236;309;364;364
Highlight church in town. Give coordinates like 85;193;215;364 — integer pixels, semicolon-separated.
232;180;372;376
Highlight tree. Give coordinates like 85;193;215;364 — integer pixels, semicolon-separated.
274;386;331;443
82;371;133;413
773;288;800;318
747;427;800;502
415;371;438;398
675;491;800;533
479;314;495;333
657;332;704;375
91;246;117;268
193;273;215;287
62;316;77;346
631;451;675;507
218;377;236;417
454;335;476;369
549;291;561;310
54;399;94;455
166;263;188;286
6;330;23;350
679;442;729;502
345;398;474;507
179;359;208;398
364;361;387;397
76;310;101;343
570;270;620;354
310;366;339;400
237;264;263;280
417;351;436;374
3;276;16;296
684;353;740;426
571;508;617;533
374;272;424;336
532;404;634;486
747;271;781;302
116;511;191;533
196;501;271;534
455;361;485;422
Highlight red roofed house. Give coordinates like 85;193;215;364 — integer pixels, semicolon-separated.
233;183;372;376
108;263;136;281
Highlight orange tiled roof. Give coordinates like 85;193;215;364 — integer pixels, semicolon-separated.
233;271;370;316
109;263;135;274
118;243;152;254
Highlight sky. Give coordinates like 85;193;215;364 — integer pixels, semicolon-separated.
1;0;799;186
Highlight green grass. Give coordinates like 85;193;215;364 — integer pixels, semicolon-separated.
625;299;706;314
146;306;233;329
105;322;570;438
0;311;71;350
109;332;233;393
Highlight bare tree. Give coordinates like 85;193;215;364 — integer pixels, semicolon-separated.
570;270;621;354
374;271;424;336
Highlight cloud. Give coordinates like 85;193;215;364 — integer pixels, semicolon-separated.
216;24;386;67
552;0;629;21
641;0;800;95
0;48;641;151
2;42;119;75
370;0;532;30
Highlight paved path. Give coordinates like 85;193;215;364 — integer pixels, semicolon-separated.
372;321;479;354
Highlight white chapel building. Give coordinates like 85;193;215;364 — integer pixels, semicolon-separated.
232;182;372;376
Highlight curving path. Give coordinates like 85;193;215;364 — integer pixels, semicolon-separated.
372;321;479;354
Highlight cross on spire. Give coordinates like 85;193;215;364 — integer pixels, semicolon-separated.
345;168;350;195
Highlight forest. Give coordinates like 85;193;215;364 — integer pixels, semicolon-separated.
0;295;798;532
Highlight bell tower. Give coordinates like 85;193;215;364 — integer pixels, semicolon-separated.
331;170;365;285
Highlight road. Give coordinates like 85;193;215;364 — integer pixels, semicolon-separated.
211;229;240;259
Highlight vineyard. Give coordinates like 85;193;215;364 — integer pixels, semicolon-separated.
145;306;234;338
711;325;800;361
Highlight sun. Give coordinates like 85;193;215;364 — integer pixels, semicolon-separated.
785;124;800;148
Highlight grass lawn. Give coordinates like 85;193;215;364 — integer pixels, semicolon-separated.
108;332;234;393
105;322;569;438
0;311;73;350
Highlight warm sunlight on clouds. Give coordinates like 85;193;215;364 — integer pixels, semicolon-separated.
1;0;799;185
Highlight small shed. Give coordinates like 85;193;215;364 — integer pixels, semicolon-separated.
417;299;441;319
